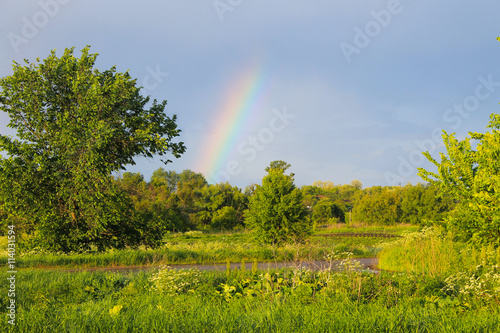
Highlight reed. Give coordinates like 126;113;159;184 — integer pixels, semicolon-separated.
378;227;500;276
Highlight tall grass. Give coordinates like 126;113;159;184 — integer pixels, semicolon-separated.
313;223;419;235
379;227;500;276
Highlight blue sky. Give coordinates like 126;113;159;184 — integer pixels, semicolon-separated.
1;0;500;189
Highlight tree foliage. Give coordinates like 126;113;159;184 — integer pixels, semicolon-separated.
312;200;345;224
0;46;185;251
418;113;500;245
245;162;309;245
150;167;181;192
114;172;189;241
265;160;291;174
353;187;402;225
194;182;247;230
352;184;453;225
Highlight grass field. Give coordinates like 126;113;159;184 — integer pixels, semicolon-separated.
0;224;414;269
2;258;500;332
4;225;498;331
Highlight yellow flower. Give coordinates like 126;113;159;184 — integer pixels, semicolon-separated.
109;305;123;317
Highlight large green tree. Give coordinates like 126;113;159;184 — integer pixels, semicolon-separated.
418;113;500;246
0;46;185;252
245;162;309;245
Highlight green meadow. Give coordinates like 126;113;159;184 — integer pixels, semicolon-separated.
2;225;500;332
2;225;405;270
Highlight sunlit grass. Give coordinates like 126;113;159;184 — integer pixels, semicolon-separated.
379;227;500;276
314;223;419;235
2;261;500;332
0;225;417;269
0;236;7;256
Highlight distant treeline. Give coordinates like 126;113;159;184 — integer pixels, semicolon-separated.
0;167;456;250
109;169;455;233
302;180;455;226
0;168;455;241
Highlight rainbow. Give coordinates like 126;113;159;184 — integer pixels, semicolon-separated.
196;58;269;183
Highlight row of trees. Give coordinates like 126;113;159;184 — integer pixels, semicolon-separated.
352;184;455;225
0;153;456;251
300;181;454;226
114;169;247;233
112;166;455;233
